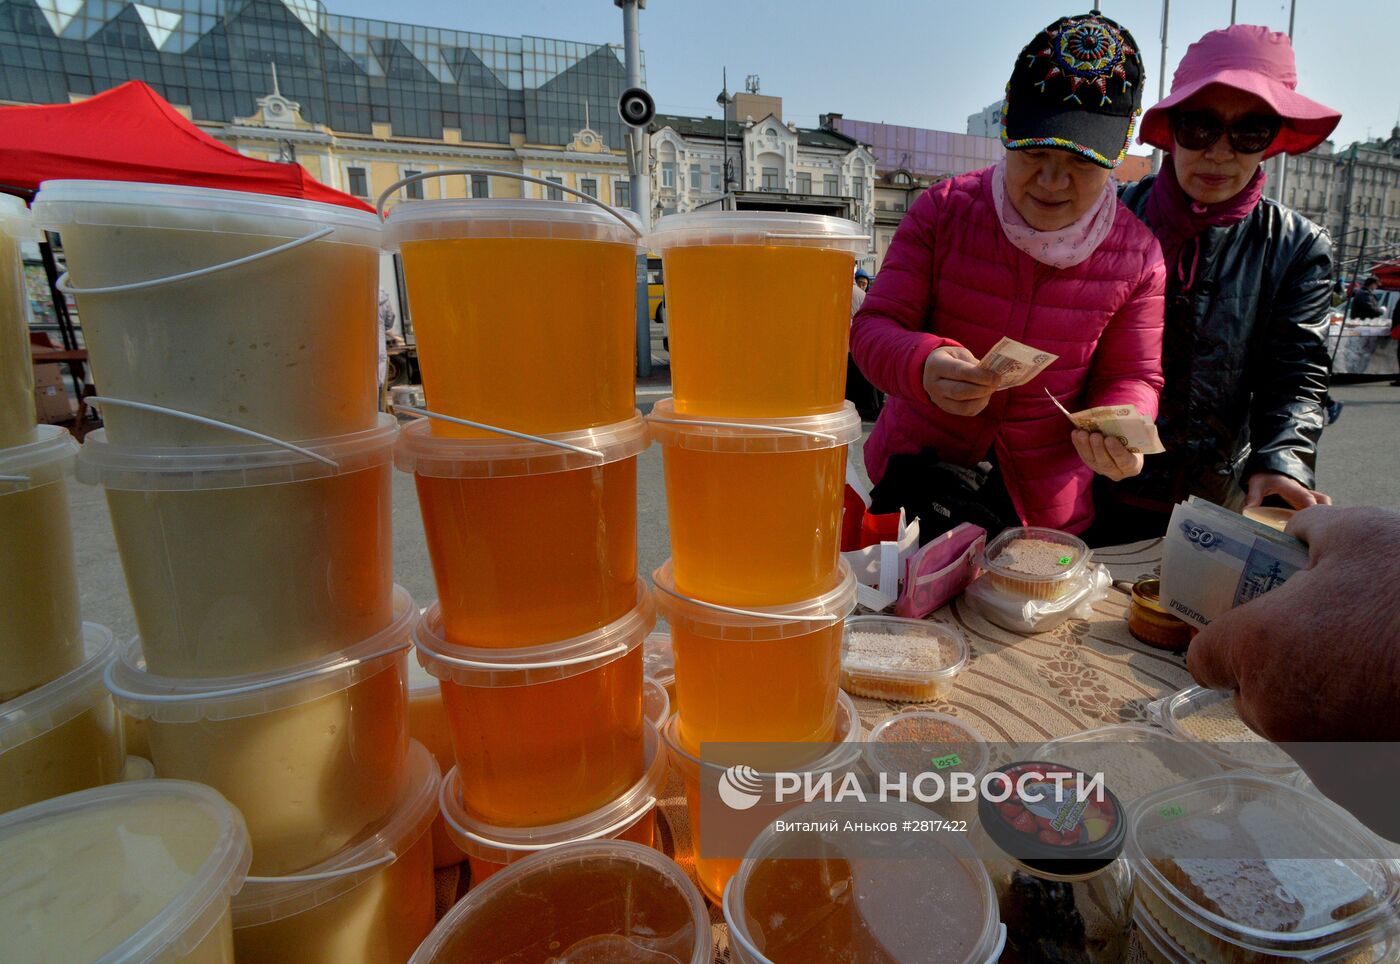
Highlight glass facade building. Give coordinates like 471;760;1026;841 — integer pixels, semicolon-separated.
0;0;642;146
832;117;1003;178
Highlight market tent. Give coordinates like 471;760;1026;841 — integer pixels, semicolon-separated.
0;80;371;211
1373;259;1400;292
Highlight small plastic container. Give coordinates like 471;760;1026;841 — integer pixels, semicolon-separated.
122;754;156;781
648;399;862;606
0;779;251;963
963;560;1111;635
1033;724;1222;804
77;415;397;678
409;839;711;964
414;589;651;828
395;413;644;648
663;690;864;903
654;559;857;751
0;622;123;814
1128;772;1400;963
649;210;867;418
841;615;970;702
0;194;37;448
643;676;670;731
642;629;676;704
441;723;668;885
1127;578;1195;651
106;586;415;876
232;740;440;964
0;425;84;702
979;526;1091;601
383;198;642;437
865;710;990;823
33;180;383;446
725;798;1005;964
1159;685;1299;775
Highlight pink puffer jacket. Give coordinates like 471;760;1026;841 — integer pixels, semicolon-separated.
852;166;1166;534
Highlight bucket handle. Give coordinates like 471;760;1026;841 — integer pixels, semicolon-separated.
376;169;644;239
103;639;411;704
652;580;842;624
444;798;655;853
764;231;871;242
419;640;629;672
397;406;605;461
244;851;397;884
56;226;336;296
0;474;27;482
84;397;340;469
646;414;838;444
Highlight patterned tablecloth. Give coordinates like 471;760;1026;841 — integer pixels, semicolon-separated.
437;538;1187;962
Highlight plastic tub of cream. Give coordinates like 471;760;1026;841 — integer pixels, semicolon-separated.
978;526;1091;601
76;415;396;679
0;622;123;814
232;740;440;964
409;840;711;964
0;425;85;702
106;586;414;876
0;194;37;448
0;779;251;962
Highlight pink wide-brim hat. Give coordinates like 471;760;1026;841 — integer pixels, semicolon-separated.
1139;24;1340;158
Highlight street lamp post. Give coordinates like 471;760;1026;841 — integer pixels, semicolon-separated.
614;0;650;376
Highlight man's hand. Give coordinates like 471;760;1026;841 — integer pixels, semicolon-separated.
1071;430;1145;481
922;346;999;417
1244;470;1332;509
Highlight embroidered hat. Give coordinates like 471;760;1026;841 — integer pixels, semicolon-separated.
1002;13;1145;169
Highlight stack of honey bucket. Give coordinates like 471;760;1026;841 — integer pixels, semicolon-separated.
645;211;868;902
22;181;440;962
380;182;669;887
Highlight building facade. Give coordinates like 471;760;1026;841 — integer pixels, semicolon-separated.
967;99;1003;138
1323;130;1400;266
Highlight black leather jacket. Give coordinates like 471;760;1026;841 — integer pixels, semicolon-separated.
1115;175;1332;511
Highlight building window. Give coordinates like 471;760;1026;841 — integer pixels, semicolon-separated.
689;164;701;191
614;180;631;208
470;174;489;198
824;174;840;195
795;172;812;193
347;167;368;198
661;162;676;188
762;167;780;190
710;165;722;191
404;171;424;200
581;178;598;199
546;176;564;201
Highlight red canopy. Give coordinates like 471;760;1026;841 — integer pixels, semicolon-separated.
0;80;372;212
1373;259;1400;292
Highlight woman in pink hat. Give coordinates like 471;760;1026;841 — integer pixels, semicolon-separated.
1093;24;1342;540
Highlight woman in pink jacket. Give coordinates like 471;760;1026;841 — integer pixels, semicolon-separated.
853;12;1166;538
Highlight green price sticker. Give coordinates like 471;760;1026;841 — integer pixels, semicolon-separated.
1157;803;1187;821
932;754;963;770
1058;555;1073;566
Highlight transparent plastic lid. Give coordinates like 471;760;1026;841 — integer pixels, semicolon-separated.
842;616;970;690
724;798;1002;964
1128;772;1400;957
440;724;665;866
642;676;669;730
0;193;38;241
646;398;862;454
410;838;711;964
0;424;78;495
865;710;991;780
107;586;414;722
641;630;674;687
979;526;1091;589
383;197;642;249
0;778;252;964
77;414;397;492
652;559;856;642
231;740;438;927
0;622;115;753
649;209;867;254
1031;724;1222;803
393;412;648;479
414;587;654;688
33;180;381;247
1160;685;1300;774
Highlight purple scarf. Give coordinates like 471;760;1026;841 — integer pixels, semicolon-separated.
1144;155;1266;291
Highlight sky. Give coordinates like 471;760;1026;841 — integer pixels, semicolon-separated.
325;0;1400;153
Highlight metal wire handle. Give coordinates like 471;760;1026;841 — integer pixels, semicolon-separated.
244;851;396;884
646;414;838;443
764;231;871;242
84;397;339;469
397;406;605;460
418;639;629;672
0;474;27;482
652;580;842;624
376;169;643;239
57;226;335;295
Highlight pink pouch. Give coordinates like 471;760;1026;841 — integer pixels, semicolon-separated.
895;523;986;619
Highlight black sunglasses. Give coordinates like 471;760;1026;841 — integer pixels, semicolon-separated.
1171;110;1282;155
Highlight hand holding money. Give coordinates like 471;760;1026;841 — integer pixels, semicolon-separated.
1046;390;1166;455
923;346;999;417
978;337;1059;389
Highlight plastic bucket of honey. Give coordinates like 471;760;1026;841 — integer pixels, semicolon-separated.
648;210;867;417
647;400;861;606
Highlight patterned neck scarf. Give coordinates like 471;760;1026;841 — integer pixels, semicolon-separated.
991;157;1117;269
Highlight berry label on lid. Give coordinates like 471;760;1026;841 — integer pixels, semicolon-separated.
932;753;963;770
